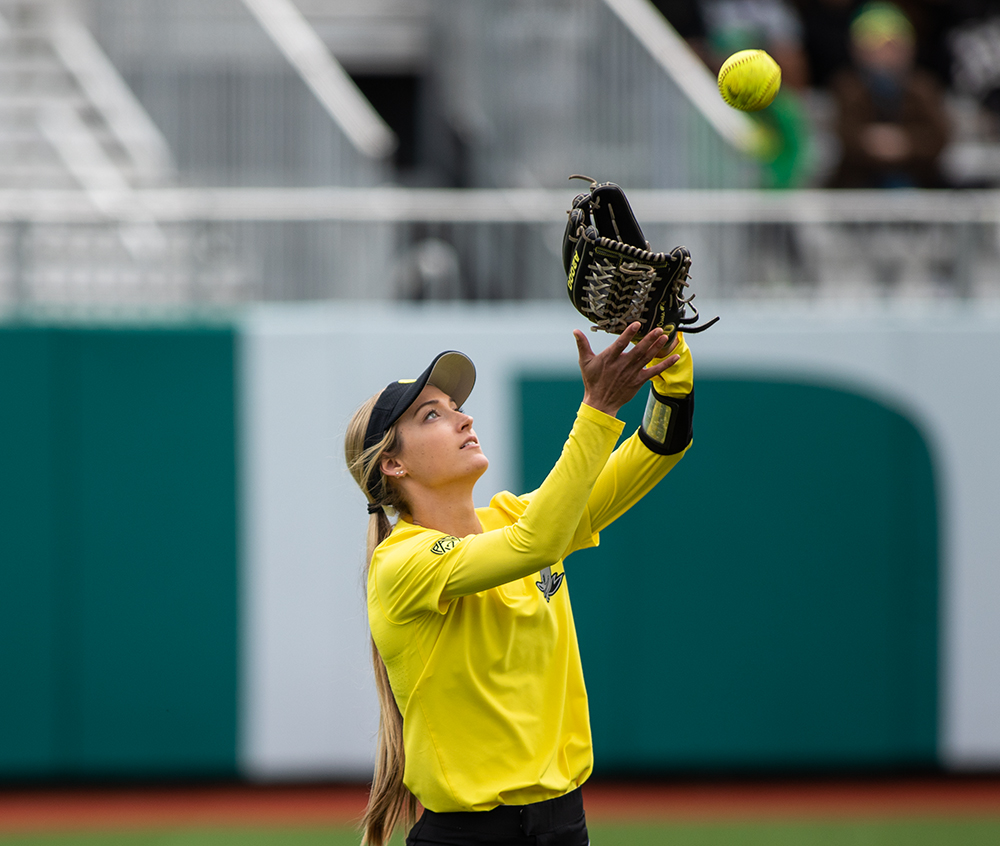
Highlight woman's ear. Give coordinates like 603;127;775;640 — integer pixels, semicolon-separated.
380;454;403;478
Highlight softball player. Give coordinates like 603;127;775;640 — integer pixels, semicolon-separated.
344;321;696;846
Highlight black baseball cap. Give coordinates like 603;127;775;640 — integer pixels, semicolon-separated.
363;350;477;462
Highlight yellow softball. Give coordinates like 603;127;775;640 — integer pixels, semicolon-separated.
717;49;782;112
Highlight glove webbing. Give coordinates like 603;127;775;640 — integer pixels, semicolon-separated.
583;253;657;333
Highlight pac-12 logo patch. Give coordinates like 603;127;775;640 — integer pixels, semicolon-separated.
431;536;459;555
536;566;564;602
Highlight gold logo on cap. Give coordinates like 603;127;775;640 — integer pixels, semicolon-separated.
398;379;416;384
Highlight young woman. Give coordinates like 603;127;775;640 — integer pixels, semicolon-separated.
345;321;696;846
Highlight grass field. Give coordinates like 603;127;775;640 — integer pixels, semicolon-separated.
2;819;1000;846
1;781;998;846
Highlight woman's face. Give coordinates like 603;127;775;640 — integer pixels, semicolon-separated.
853;34;914;75
382;384;488;493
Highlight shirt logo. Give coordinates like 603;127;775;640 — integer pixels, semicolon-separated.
431;536;459;555
535;566;564;602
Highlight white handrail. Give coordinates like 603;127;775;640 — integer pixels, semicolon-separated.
1;187;999;224
240;0;397;160
601;0;759;153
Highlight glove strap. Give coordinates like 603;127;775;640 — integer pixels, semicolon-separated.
638;385;694;456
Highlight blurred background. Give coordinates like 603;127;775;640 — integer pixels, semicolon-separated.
2;0;1000;839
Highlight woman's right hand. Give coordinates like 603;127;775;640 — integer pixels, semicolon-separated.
574;322;680;417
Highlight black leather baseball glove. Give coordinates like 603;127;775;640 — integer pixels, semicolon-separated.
562;176;718;344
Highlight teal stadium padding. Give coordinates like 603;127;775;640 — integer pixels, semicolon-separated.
0;326;239;779
519;375;938;772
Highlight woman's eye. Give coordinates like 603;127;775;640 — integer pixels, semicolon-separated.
425;409;440;420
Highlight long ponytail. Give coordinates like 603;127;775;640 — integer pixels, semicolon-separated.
345;394;416;846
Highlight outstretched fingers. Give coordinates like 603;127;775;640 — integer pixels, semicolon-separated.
610;321;642;354
643;354;682;379
630;328;669;364
577;324;684;415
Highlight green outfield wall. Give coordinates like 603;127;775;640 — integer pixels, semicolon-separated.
519;376;938;771
4;305;1000;780
0;326;239;779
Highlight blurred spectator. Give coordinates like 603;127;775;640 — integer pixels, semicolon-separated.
827;2;950;188
698;0;813;187
793;0;965;89
793;1;988;92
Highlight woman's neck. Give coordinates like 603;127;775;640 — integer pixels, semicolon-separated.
405;490;483;538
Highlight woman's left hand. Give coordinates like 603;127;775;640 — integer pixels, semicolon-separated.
574;322;680;417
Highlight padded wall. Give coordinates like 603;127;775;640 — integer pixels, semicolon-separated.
519;376;938;771
0;326;239;778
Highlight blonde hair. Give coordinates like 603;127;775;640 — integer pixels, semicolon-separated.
344;392;416;846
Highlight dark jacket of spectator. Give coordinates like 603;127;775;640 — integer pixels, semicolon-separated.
827;3;950;188
827;66;949;187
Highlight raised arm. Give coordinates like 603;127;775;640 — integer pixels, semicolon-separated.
577;332;695;540
371;324;679;619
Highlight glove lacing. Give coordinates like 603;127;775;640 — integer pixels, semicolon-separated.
620;261;657;328
672;262;694;304
583;257;612;326
584;257;658;333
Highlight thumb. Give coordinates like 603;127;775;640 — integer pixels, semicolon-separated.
573;329;594;365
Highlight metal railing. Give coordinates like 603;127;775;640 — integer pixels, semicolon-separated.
1;188;998;311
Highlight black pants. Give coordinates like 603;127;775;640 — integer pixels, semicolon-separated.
405;787;589;846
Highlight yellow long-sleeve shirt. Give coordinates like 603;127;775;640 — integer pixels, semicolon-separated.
367;339;692;813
